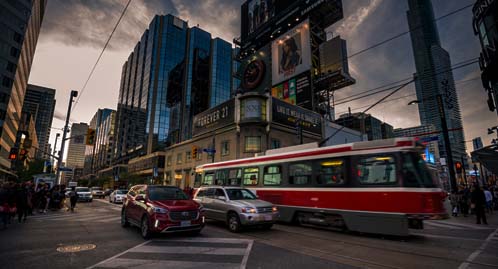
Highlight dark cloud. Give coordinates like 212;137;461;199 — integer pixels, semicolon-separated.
39;0;178;49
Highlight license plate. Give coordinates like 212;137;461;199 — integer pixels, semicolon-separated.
180;221;191;227
264;215;272;221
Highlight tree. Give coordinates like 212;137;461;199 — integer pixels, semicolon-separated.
16;159;46;182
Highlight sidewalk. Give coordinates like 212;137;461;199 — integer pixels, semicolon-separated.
441;199;498;228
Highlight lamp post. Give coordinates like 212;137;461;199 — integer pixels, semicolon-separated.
408;94;457;192
52;133;60;174
56;90;78;185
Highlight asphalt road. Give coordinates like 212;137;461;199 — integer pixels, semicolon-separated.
0;199;497;269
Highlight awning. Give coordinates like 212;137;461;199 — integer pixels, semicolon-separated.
471;144;498;175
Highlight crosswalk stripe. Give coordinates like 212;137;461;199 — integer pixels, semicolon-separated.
93;258;240;269
133;246;247;255
425;222;465;230
425;221;492;230
97;217;121;223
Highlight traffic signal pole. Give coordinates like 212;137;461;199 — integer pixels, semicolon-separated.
436;94;457;193
56;90;78;185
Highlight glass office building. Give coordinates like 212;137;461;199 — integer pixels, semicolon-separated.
407;0;466;166
0;0;47;177
114;15;233;163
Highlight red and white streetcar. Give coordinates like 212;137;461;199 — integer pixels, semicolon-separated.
194;138;448;236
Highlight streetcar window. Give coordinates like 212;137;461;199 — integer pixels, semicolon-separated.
243;167;259;186
316;159;346;185
401;152;436;187
215;170;228;185
289;163;312;185
356;155;397;185
228;169;242;186
264;165;282;185
203;173;214;185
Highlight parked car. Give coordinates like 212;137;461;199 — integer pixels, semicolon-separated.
76;187;93;202
193;186;279;232
109;189;128;203
121;185;205;239
91;187;105;199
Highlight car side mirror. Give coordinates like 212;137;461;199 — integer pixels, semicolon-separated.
136;195;145;201
217;196;227;201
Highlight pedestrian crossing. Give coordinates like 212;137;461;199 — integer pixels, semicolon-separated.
29;207;121;224
87;238;253;269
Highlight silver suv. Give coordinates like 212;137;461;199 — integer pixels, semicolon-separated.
193;186;279;232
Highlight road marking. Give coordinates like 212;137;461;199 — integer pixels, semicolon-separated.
410;232;485;242
87;238;253;269
458;227;498;269
425;221;493;230
97;216;121;223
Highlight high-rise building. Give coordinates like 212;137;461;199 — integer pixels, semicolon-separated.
394;125;440;164
114;15;233;164
0;0;47;178
66;123;88;176
21;84;56;160
335;112;391;141
407;0;466;167
83;109;115;175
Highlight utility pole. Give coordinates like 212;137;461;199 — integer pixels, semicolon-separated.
436;94;457;193
52;133;60;173
56;90;78;185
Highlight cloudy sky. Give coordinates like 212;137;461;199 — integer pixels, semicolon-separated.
28;0;496;158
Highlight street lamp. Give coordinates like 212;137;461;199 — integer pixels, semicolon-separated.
52;133;60;173
56;90;78;185
408;94;457;193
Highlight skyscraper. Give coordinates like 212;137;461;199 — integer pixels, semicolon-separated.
407;0;466;166
0;0;47;177
114;15;233;163
66;123;88;181
21;84;56;160
84;109;113;175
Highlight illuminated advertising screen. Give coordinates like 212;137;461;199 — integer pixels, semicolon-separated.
246;0;275;35
271;19;311;85
271;72;312;110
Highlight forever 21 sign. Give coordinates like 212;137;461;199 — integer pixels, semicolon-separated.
193;99;235;137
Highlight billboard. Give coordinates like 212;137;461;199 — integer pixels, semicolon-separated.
272;19;311;85
272;97;321;135
193;99;235;137
238;44;271;93
271;72;312;110
246;0;276;35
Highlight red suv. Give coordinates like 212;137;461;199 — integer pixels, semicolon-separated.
121;185;205;239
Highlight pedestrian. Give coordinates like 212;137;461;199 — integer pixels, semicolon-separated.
16;183;29;223
471;184;488;225
459;187;470;217
0;183;9;229
68;187;78;212
484;187;493;214
6;182;17;224
450;191;459;217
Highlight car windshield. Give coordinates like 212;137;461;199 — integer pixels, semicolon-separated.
92;187;102;190
148;187;188;201
76;187;90;192
225;189;257;200
116;190;128;194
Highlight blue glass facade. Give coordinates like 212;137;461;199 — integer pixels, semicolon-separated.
115;15;235;161
210;38;232;108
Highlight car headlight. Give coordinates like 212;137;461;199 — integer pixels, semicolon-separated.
151;207;168;214
272;206;278;212
89;195;93;198
241;207;257;213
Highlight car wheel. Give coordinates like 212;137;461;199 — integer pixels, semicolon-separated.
261;224;273;230
141;216;152;239
121;209;130;228
228;213;242;233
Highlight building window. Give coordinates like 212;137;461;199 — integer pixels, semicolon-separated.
10;47;19;57
270;139;280;149
176;153;182;164
2;76;13;88
221;140;229;156
13;32;22;43
6;62;15;73
244;136;261;152
196;150;202;161
316;159;345;185
186;151;191;162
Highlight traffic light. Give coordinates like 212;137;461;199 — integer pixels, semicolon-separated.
8;147;18;160
19;148;28;161
455;161;463;174
86;128;96;145
192;146;198;159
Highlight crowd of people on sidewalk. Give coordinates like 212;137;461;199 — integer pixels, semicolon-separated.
0;181;67;230
449;183;498;225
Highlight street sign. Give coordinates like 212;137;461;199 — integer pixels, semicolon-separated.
203;148;216;154
59;167;73;172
